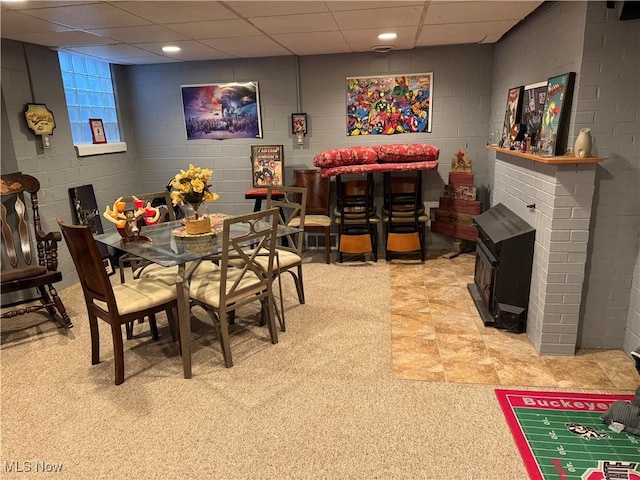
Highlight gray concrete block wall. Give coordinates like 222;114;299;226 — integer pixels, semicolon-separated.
489;0;640;353
117;56;300;217
1;39;141;289
575;2;640;350
120;44;493;216
625;256;640;353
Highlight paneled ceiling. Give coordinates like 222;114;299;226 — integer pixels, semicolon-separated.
1;0;544;65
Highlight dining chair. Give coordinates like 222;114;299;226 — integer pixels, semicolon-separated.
291;169;332;264
228;186;306;331
188;208;280;368
334;173;379;263
382;171;429;262
57;218;179;385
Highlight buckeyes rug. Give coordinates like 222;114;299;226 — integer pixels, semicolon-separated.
495;389;639;480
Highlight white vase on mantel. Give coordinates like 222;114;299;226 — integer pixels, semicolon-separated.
574;128;592;158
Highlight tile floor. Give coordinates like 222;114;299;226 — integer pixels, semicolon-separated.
388;250;639;391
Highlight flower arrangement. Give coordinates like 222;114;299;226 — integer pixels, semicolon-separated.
169;164;220;208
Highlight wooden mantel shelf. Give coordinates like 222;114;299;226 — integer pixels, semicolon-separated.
487;146;604;164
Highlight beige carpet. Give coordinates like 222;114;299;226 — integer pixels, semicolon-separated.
2;259;530;479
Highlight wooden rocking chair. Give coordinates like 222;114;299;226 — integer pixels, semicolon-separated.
1;172;72;327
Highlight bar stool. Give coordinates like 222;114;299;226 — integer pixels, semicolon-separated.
291;169;332;264
334;173;379;263
382;170;428;262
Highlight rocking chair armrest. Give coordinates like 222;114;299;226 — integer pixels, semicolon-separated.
36;230;62;243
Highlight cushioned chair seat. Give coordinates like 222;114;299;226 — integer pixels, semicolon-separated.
289;214;332;228
135;261;220;286
236;249;301;270
189;267;264;309
94;280;177;315
335;215;380;225
382;213;429;223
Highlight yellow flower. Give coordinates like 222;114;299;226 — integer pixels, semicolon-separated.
169;164;219;206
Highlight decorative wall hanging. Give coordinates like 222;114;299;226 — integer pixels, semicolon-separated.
89;118;107;144
251;145;284;187
291;113;307;145
521;81;547;148
181;82;262;140
24;103;56;149
500;86;524;148
537;72;576;156
346;73;433;136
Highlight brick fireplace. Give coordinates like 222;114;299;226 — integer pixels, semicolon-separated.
490;149;600;355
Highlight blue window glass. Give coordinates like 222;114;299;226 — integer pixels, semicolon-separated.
58;52;121;143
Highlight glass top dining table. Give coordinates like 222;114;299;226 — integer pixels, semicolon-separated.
95;216;301;379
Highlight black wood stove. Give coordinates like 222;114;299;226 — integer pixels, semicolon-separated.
467;203;535;332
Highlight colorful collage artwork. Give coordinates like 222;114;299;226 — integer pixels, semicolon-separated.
346;73;433;136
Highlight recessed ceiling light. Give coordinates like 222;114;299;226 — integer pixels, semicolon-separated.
377;33;397;41
162;46;181;53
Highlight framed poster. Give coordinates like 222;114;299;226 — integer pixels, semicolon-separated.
89;118;106;144
537;72;576;156
346;73;433;135
181;82;262;140
291;113;307;134
251;145;284;187
500;86;524;148
521;81;548;148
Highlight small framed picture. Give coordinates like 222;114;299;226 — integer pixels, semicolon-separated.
251;145;284;187
291;113;307;135
89;118;107;144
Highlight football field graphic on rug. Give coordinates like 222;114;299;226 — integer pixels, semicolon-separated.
496;389;639;480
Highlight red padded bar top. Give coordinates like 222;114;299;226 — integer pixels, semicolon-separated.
319;160;438;177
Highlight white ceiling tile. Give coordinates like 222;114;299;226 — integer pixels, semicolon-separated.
333;6;424;30
4;30;118;48
87;25;190;44
417;21;502;46
21;3;151;29
425;1;543;24
342;26;418;51
249;12;339;35
113;1;238;24
326;1;425;12
164;19;262;39
64;43;157;58
2;1;98;10
199;37;291;58
0;10;74;35
272;31;352;56
228;1;329;17
131;40;234;61
0;0;543;64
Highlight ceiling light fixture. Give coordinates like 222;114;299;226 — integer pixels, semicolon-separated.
162;46;181;53
370;45;396;54
377;33;397;41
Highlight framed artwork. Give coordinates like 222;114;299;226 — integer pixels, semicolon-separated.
251;145;284;187
500;86;524;148
291;113;307;134
346;73;433;135
181;82;262;140
537;72;576;156
521;81;548;148
89;118;106;144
